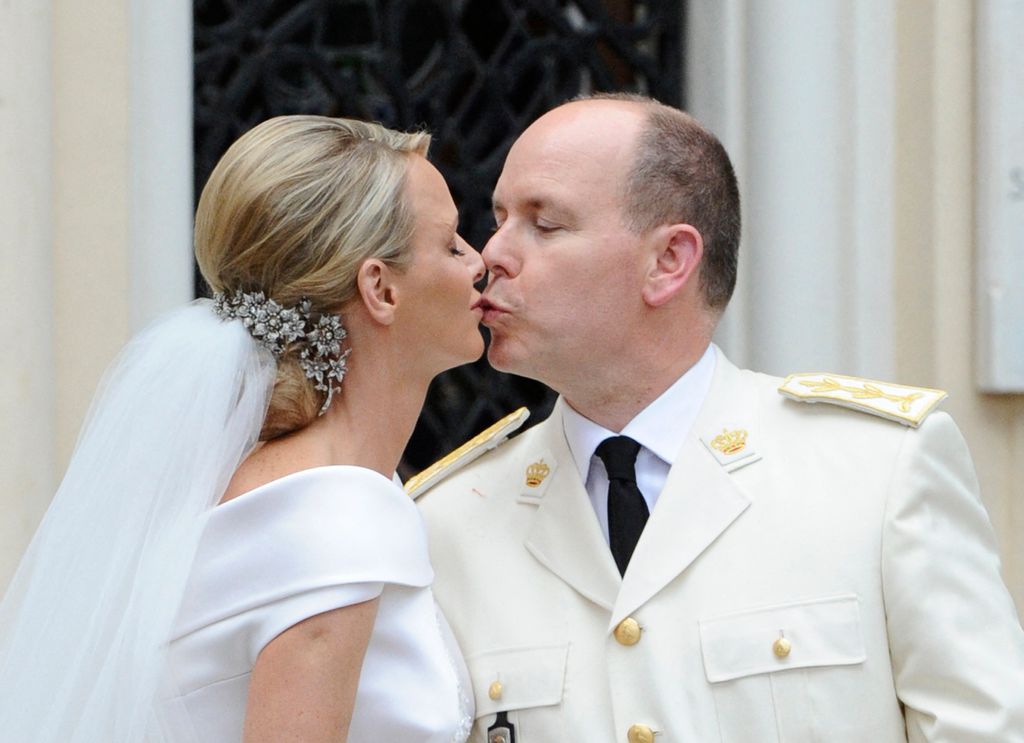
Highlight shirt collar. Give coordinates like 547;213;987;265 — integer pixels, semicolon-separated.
561;344;717;481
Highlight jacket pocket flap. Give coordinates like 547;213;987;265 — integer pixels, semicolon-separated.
465;644;568;716
699;594;865;683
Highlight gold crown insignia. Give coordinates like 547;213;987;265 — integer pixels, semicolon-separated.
525;460;551;487
711;428;747;455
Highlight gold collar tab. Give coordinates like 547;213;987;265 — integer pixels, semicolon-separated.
406;407;530;499
778;373;947;427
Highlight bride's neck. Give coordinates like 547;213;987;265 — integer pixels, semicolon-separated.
306;353;429;477
224;332;433;503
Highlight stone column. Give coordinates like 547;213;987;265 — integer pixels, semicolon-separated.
53;0;193;467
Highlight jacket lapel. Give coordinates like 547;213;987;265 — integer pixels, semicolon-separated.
609;352;760;629
524;399;621;611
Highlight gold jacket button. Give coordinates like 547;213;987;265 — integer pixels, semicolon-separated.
773;637;792;658
627;723;655;743
614;617;642;646
488;680;503;700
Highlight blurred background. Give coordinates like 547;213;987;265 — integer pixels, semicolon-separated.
2;0;1022;616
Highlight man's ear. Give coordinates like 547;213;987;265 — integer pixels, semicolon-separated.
355;258;398;325
641;223;703;307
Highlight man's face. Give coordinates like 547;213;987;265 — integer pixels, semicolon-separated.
479;102;651;392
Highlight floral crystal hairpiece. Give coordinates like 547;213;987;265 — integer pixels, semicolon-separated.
213;290;351;415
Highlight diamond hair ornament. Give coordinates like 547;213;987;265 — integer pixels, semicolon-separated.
213;290;351;415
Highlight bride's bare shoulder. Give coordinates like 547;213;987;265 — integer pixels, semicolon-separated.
219;436;330;504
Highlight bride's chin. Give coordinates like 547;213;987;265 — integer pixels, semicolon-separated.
451;333;486;370
468;332;486;362
427;339;485;379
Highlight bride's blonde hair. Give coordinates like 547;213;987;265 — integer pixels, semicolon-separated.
195;116;430;440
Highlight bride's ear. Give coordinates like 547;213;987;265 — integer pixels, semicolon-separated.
355;258;398;325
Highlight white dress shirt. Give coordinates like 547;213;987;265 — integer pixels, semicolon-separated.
562;344;716;543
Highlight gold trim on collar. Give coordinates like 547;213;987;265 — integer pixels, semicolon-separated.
405;407;530;499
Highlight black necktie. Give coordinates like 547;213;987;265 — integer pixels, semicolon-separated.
595;436;649;576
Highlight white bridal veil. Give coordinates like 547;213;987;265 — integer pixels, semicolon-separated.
0;300;275;741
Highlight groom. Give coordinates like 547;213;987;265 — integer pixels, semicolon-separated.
416;94;1024;742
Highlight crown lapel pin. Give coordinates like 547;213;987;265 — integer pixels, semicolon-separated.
702;426;761;472
518;451;558;503
711;428;747;455
525;459;551;488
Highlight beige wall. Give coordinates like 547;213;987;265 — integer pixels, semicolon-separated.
52;1;134;468
893;0;1024;613
1;1;57;586
0;0;192;588
0;1;134;587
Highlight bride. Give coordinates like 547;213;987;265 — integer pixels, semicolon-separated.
0;116;484;741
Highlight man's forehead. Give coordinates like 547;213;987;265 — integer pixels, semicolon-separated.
492;159;586;207
491;190;575;217
496;103;641;193
495;141;630;213
525;101;644;150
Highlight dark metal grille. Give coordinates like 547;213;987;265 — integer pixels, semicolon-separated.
194;0;684;475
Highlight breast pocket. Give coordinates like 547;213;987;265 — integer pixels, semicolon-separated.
465;644;568;742
699;594;866;743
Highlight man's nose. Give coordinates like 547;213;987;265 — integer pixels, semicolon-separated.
481;224;517;278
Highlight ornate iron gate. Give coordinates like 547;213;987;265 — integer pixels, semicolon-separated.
194;0;685;474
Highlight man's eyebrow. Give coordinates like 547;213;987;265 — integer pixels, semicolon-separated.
491;197;556;213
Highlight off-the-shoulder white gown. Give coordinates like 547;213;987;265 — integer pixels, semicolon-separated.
156;466;473;742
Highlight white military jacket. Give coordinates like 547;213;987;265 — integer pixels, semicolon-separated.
417;354;1024;743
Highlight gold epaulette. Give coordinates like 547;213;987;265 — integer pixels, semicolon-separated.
405;407;530;500
778;373;947;427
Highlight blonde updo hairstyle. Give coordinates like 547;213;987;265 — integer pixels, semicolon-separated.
195;115;430;440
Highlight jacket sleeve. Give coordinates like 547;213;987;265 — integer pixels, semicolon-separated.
881;411;1024;741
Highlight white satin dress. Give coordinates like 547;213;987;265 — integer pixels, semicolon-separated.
158;466;473;742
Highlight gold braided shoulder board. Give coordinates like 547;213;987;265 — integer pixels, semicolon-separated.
778;373;947;427
405;407;530;499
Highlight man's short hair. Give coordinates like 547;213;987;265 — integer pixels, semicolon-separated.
577;93;741;312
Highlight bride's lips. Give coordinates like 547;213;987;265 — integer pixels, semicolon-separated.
474;297;508;325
